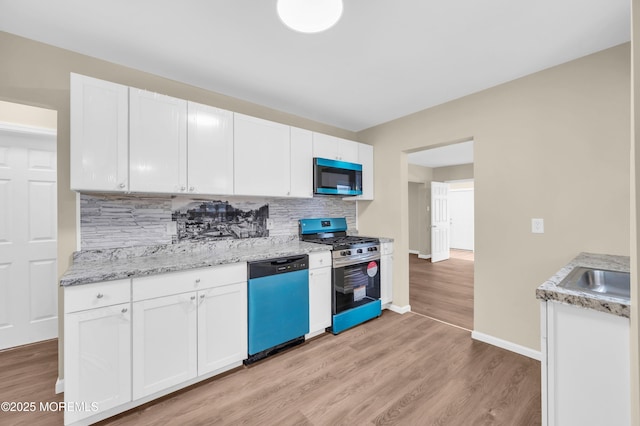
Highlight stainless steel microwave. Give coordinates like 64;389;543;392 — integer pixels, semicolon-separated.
313;158;363;196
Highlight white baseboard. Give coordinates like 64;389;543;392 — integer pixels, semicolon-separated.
389;304;411;314
471;331;541;361
418;254;431;260
409;249;419;255
55;377;64;394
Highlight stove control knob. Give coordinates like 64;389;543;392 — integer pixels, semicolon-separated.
341;251;347;256
357;249;363;254
345;250;352;256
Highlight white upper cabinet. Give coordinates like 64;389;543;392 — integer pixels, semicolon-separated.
187;102;234;195
129;89;187;193
290;127;313;198
70;74;374;198
233;113;291;197
354;143;374;200
70;73;129;192
312;133;359;163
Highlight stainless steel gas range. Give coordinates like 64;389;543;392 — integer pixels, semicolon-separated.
299;217;382;334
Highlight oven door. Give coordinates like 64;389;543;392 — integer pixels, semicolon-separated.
332;256;381;315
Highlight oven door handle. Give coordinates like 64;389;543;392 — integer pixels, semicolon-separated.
333;253;381;268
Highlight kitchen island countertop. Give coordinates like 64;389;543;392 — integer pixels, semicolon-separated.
535;252;630;318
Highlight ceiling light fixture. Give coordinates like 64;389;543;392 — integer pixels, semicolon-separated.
277;0;343;33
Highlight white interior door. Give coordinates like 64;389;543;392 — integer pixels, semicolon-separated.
449;188;474;250
0;124;58;350
431;181;450;263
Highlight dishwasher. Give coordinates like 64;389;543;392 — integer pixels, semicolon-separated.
245;254;309;365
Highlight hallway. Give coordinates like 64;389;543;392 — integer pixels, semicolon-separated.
409;250;474;330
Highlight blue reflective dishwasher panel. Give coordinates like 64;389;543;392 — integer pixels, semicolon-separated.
247;269;309;355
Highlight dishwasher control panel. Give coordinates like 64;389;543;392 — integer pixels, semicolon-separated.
248;255;309;279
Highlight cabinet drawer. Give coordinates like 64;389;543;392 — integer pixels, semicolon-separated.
133;263;247;301
309;251;331;269
65;279;131;313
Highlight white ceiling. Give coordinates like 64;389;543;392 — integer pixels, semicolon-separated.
0;0;630;132
408;140;474;168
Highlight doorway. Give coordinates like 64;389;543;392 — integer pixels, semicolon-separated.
0;101;58;350
407;140;474;330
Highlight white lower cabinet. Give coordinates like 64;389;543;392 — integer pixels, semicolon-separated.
307;252;332;337
63;264;247;425
64;301;131;424
541;301;630;426
197;282;247;375
380;242;393;308
132;292;198;399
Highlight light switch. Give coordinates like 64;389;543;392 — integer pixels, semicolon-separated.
531;218;544;234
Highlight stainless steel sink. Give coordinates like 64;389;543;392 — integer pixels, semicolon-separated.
558;267;630;299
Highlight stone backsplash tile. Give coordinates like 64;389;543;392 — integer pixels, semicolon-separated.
80;193;356;250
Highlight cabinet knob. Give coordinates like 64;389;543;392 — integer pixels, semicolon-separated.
180;186;186;192
190;295;196;301
195;278;201;284
200;294;205;299
118;183;126;189
96;293;104;299
189;186;195;192
121;308;128;313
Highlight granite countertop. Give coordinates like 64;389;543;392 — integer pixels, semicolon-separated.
536;252;630;318
60;239;331;287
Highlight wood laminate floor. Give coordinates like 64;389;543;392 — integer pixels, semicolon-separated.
0;311;540;426
410;252;474;330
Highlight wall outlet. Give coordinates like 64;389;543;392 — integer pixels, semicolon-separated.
266;218;274;230
531;218;544;234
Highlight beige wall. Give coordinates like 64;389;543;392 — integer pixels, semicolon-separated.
357;44;631;352
0;100;57;129
0;31;359;378
433;163;474;182
631;0;639;422
407;164;433;256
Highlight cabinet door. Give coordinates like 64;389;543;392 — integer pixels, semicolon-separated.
356;143;374;200
312;132;339;160
546;302;630;426
308;266;332;336
70;73;129;192
64;303;131;424
337;138;359;163
380;253;393;306
233;113;290;196
132;292;197;399
187;102;234;195
130;89;187;193
290;127;313;198
197;282;247;375
312;133;359;163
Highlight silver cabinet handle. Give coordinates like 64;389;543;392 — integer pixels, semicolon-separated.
121;308;128;313
96;293;104;299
